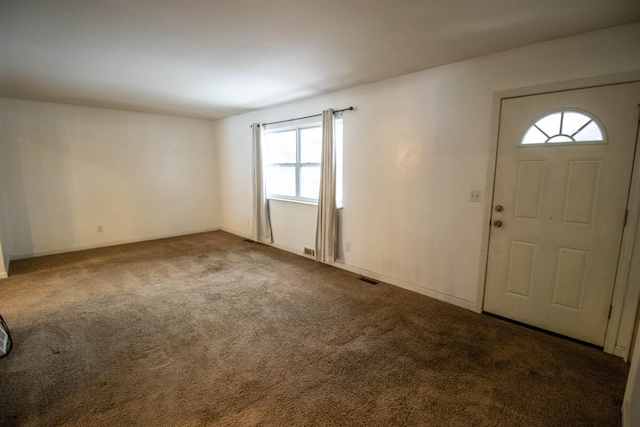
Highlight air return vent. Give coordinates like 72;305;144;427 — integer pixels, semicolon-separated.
303;247;315;257
359;276;378;285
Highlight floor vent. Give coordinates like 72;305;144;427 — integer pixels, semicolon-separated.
303;247;315;257
359;276;378;285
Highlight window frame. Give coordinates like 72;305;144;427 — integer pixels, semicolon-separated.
263;115;343;206
264;123;322;204
519;109;607;147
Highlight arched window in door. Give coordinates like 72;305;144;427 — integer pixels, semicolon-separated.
521;110;604;145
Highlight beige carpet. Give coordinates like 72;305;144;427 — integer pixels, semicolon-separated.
0;231;628;426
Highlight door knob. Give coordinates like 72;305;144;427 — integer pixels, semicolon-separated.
493;220;503;228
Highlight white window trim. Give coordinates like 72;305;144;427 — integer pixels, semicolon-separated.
519;109;607;147
268;196;318;206
263;114;343;207
264;121;322;203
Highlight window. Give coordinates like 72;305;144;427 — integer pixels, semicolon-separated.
521;110;604;145
264;119;343;205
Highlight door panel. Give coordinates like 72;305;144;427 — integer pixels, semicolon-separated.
562;160;601;226
514;161;546;220
484;83;640;346
505;240;536;298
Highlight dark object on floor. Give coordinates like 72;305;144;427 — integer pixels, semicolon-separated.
0;313;12;357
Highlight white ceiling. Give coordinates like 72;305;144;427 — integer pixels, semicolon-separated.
1;1;639;121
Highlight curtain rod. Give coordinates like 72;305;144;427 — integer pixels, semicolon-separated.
252;107;354;128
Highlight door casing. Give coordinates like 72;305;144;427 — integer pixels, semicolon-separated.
477;71;640;360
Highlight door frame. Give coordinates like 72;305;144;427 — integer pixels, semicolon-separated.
476;71;640;360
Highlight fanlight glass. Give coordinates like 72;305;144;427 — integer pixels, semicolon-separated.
521;111;604;145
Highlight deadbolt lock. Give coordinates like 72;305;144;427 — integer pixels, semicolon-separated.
495;205;504;212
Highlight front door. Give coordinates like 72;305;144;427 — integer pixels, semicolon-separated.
484;83;640;346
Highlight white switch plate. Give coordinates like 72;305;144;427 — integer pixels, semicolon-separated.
470;191;482;202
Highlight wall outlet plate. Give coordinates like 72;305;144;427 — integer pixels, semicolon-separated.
470;191;482;202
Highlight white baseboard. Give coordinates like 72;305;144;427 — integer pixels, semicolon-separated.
8;227;222;261
239;233;477;313
614;345;629;361
268;241;309;257
0;271;7;279
329;261;476;312
221;227;252;241
4;226;475;311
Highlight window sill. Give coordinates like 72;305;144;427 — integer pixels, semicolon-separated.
268;197;317;206
267;197;343;209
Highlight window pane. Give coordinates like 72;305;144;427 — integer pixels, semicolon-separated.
264;130;296;164
562;112;591;136
574;121;604;142
522;110;604;146
548;135;573;143
535;112;561;137
266;165;296;197
300;126;322;163
300;165;320;199
522;126;547;144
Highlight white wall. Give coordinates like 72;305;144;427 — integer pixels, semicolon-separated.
0;99;220;262
624;265;640;425
215;23;640;310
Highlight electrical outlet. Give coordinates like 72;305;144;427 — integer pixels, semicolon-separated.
469;191;482;202
97;225;103;233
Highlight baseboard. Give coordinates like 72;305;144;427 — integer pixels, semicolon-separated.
226;230;477;313
614;345;629;360
268;241;311;258
622;399;628;427
8;227;222;261
329;261;476;312
0;271;7;279
220;226;252;242
221;228;314;259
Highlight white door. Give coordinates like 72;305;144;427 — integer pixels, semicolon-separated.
484;83;640;346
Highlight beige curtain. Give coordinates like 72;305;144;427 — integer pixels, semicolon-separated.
315;109;337;262
252;123;272;243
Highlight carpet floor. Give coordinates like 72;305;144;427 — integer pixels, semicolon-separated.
0;231;629;426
